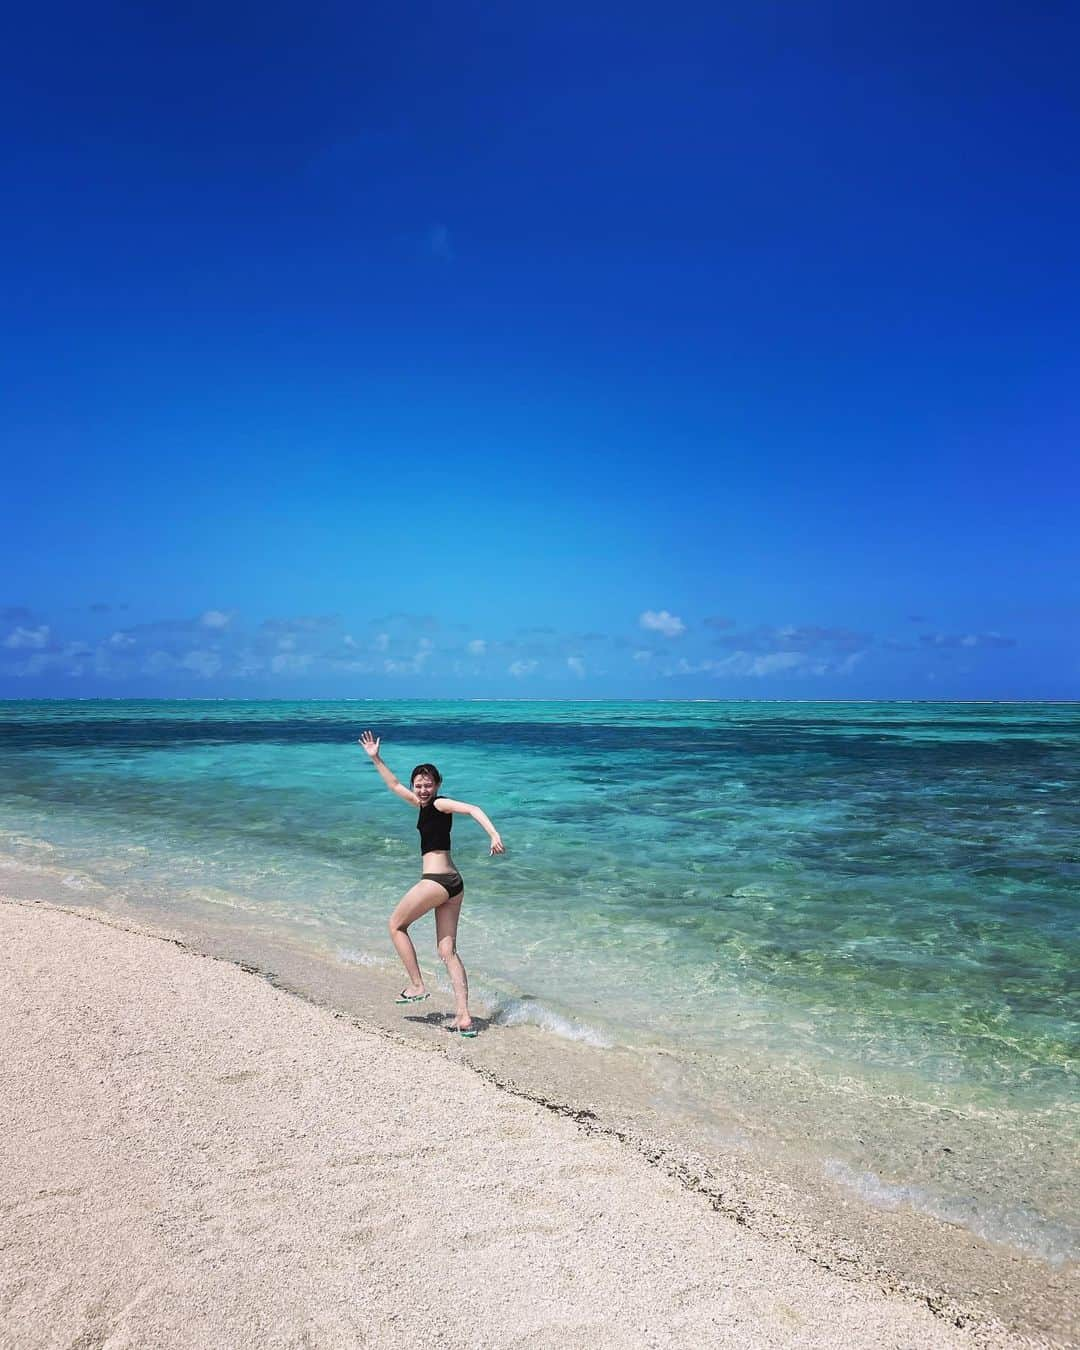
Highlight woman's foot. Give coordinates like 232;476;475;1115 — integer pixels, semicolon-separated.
448;1015;476;1036
394;984;428;1004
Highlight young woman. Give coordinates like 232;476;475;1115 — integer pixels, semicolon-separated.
359;730;504;1037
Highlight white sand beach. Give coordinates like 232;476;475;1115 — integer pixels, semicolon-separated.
1;895;1047;1350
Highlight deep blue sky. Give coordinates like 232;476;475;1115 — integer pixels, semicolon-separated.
3;1;1077;698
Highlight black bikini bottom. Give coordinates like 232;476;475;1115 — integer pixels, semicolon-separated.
422;870;464;899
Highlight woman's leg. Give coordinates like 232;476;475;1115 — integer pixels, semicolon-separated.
435;895;472;1029
388;880;448;995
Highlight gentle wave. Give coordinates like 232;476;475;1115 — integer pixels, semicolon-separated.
824;1158;1078;1265
336;940;615;1047
481;991;613;1048
336;945;383;969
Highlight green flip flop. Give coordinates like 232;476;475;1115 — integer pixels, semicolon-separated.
395;990;430;1005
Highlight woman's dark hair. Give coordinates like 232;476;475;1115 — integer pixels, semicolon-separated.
410;762;443;787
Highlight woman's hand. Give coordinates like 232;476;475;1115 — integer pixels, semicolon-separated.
489;832;505;856
359;730;381;759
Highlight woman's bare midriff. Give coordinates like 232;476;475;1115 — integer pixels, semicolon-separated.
421;850;455;871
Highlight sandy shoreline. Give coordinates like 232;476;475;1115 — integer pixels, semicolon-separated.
2;894;1064;1350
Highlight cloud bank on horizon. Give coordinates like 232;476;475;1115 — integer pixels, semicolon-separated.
0;604;1039;700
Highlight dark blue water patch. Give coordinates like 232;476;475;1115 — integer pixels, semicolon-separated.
1;709;1076;769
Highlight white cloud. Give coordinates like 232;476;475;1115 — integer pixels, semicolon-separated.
143;650;177;675
107;631;135;649
919;631;1016;650
639;609;685;638
373;632;390;652
260;614;337;635
668;658;714;676
383;642;433;676
3;639;90;678
665;648;865;679
181;650;222;679
741;651;811;676
231;651;265;678
277;636;297;651
271;652;313;674
343;635;357;648
4;624;50;650
632;649;653;663
712;651;821;677
467;638;487;656
567;656;585;678
508;659;538;678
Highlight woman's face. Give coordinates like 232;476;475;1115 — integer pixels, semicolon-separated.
412;773;437;804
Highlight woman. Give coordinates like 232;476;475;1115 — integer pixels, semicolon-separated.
359;730;504;1037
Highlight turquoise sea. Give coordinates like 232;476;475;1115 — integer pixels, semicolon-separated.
2;700;1076;1264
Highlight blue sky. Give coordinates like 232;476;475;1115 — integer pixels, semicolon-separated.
3;1;1077;699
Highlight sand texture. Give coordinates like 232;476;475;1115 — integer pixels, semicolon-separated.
0;899;1036;1349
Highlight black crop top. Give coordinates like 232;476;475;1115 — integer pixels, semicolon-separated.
417;798;453;853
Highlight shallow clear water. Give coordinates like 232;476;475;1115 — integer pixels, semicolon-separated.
2;699;1077;1260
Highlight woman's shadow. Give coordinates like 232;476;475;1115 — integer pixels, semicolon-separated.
402;1008;491;1035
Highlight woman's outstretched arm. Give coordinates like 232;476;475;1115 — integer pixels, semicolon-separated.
358;731;419;806
433;796;505;854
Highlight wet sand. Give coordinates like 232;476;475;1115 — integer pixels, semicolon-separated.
0;883;1072;1348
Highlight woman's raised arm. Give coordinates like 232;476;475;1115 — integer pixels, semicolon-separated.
358;731;419;806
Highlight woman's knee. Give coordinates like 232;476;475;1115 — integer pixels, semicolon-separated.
389;915;408;937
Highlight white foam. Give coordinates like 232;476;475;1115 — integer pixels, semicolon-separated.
335;946;384;969
824;1158;1077;1265
483;993;613;1048
0;835;55;853
178;887;259;913
0;853;50;873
